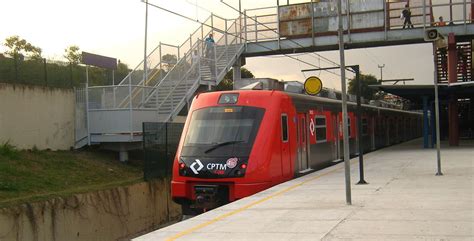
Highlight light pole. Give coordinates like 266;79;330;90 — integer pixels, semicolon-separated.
144;0;149;83
337;0;352;205
378;64;385;82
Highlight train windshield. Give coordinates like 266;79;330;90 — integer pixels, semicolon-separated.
182;106;265;157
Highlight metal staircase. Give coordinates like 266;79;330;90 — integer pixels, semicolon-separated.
436;42;472;83
76;14;245;148
145;38;244;122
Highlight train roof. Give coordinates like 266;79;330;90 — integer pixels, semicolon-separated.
235;78;421;116
284;91;423;116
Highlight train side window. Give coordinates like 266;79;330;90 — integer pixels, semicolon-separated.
315;116;327;143
362;118;368;136
281;114;289;142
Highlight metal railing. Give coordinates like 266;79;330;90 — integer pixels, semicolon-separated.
240;0;473;44
79;0;473;144
83;12;246;143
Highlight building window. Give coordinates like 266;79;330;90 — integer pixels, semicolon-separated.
281;114;288;142
315;116;327;142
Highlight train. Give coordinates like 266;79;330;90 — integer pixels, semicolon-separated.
171;85;422;215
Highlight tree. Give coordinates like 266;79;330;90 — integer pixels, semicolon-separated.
216;67;255;91
4;35;42;60
348;73;385;100
161;54;177;72
114;61;131;84
64;45;81;64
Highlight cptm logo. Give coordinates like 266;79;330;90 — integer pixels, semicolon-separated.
190;159;204;174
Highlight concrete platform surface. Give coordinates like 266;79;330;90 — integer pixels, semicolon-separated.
134;139;474;241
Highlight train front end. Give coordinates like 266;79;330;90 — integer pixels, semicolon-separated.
171;91;276;214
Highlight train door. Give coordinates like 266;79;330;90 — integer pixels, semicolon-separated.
332;113;340;160
280;113;291;178
297;113;309;172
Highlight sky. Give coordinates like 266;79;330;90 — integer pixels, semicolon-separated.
0;0;465;90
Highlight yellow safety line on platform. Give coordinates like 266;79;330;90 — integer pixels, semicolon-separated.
165;166;344;241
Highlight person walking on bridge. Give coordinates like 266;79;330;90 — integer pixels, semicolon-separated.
205;33;216;79
402;4;414;29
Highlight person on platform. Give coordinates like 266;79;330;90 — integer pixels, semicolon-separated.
437;16;446;26
402;4;414;29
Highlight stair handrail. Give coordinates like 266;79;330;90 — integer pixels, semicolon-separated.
116;43;163;86
116;15;214;88
143;39;203;107
154;20;245;114
155;45;202;112
153;17;238;91
130;14;244;109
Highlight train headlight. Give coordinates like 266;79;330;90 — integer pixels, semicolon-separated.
218;93;239;104
179;162;186;169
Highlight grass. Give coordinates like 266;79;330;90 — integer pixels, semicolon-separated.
0;143;143;208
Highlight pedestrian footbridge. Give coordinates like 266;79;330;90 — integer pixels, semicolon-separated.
74;0;474;160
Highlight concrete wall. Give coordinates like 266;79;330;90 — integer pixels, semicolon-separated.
0;180;181;241
0;83;74;150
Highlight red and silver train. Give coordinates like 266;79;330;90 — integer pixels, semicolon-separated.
171;89;422;214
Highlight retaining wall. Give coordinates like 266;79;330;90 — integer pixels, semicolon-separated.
0;180;181;241
0;83;75;150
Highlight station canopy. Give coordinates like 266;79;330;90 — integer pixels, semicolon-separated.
370;82;474;105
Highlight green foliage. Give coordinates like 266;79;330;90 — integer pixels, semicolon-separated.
0;141;19;160
216;67;255;91
64;45;81;64
162;54;177;72
4;35;42;60
0;55;131;88
348;73;385;100
0;149;142;207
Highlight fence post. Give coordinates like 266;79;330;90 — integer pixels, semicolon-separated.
225;19;228;46
310;0;314;46
201;24;204;42
155;85;158;109
85;67;91;146
423;0;426;29
159;42;162;71
69;63;73;87
129;71;133;141
43;58;48;86
463;0;467;30
346;0;351;41
384;0;388;40
214;44;218;86
190;35;193;52
177;46;180;60
255;15;258;42
211;13;214;32
244;10;248;50
113;85;116;108
14;55;18;82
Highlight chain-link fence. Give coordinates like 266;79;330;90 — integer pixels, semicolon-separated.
0;53;129;88
143;122;184;181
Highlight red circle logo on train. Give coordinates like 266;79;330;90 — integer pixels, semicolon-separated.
226;158;238;168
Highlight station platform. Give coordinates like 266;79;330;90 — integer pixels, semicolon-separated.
134;139;474;241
